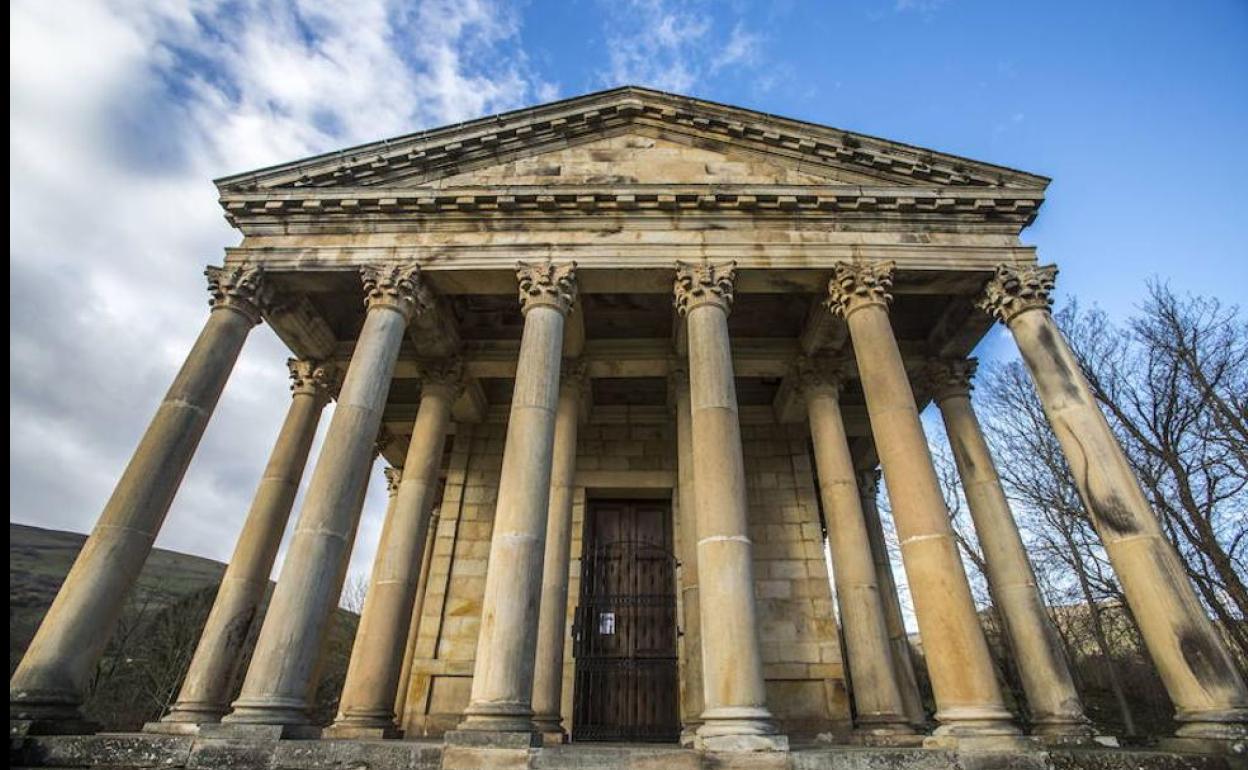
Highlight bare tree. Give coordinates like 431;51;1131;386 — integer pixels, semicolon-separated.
1056;289;1248;660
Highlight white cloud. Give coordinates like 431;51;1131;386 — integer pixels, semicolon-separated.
598;0;763;94
9;0;557;596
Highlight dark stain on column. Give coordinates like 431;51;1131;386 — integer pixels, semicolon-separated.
1179;628;1235;692
1068;432;1138;536
1036;324;1083;402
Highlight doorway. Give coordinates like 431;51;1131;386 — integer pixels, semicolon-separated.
571;499;680;742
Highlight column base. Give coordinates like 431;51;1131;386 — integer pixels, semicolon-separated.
695;707;788;752
923;733;1036;752
10;691;95;735
220;695;311;730
531;716;566;746
455;701;538;735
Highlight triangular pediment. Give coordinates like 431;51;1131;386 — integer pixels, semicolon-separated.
216;86;1048;193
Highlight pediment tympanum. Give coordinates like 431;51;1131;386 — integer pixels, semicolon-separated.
215;86;1048;195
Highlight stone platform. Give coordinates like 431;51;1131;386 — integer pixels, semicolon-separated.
9;734;1243;770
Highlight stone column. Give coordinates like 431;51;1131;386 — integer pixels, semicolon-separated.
979;264;1248;744
531;359;585;744
675;261;787;753
10;265;271;732
151;359;338;731
797;358;913;740
671;363;705;747
826;261;1018;742
857;470;927;729
328;359;462;738
452;260;576;746
395;503;440;724
926;357;1094;740
223;263;429;731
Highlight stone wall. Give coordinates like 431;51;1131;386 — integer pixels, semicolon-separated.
399;406;850;741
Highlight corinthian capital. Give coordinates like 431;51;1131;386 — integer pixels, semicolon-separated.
795;355;850;398
206;264;274;324
673;260;736;316
361;263;432;322
824;261;895;319
976;263;1057;325
384;467;403;497
287;359;341;401
924;357;978;403
417;357;466;399
516;260;578;315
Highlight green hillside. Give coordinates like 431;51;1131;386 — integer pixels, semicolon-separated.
9;522;359;730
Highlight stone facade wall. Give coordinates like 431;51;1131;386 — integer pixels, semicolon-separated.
399;406;850;741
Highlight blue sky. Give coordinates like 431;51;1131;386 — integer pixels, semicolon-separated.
10;0;1247;592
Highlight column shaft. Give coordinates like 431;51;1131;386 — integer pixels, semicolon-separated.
395;507;440;724
930;360;1091;738
10;266;266;728
804;379;911;737
858;471;926;728
982;265;1248;741
531;365;583;742
455;261;575;740
224;264;424;728
829;262;1017;739
158;362;331;727
673;366;705;746
329;374;457;736
677;261;786;753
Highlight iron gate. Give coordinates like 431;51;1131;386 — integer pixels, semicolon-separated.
571;501;680;742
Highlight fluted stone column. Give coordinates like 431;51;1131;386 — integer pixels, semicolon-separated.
857;470;927;729
675;261;787;753
452;261;576;746
926;357;1094;740
10;265;271;732
671;363;705;747
797;358;913;740
328;359;462;738
979;264;1248;745
826;261;1019;743
395;503;440;724
151;359;337;731
531;359;585;744
223;263;429;731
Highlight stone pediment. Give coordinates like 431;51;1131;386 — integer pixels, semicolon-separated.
215;86;1048;194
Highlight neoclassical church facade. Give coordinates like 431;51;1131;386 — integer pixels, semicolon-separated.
10;88;1246;768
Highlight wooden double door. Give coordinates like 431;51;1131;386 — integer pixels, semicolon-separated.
571;500;680;743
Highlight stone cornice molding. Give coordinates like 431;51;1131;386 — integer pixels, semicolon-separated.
794;356;851;399
384;467;402;496
205;264;273;325
220;185;1043;227
674;260;736;316
361;263;432;322
287;359;341;401
216;87;1048;194
924;357;979;403
976;263;1058;325
517;260;578;316
824;261;896;319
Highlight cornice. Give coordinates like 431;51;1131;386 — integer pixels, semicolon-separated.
220;183;1043;227
214;86;1049;195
